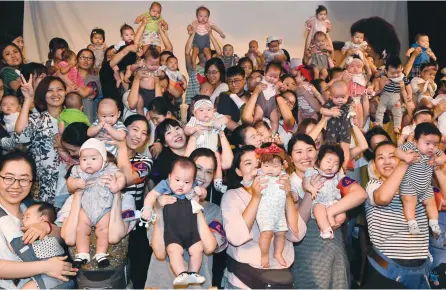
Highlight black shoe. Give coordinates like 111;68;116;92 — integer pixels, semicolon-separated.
73;258;88;269
96;256;110;268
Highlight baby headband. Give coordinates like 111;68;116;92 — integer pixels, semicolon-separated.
297;65;312;82
255;143;286;160
193;99;213;111
413;109;431;117
80;138;107;168
346;56;363;66
266;36;282;47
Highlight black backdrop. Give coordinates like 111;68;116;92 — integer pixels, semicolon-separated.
0;1;445;72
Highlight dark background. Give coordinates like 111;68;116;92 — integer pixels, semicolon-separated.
0;1;445;72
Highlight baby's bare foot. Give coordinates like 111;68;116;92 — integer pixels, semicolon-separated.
273;252;287;267
261;254;270;268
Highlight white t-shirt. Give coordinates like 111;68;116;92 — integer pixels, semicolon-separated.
210;83;229;104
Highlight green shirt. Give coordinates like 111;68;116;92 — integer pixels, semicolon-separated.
142;12;163;32
58;108;91;126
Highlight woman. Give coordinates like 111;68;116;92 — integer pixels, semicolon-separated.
21;62;48;91
145;148;227;288
6;76;66;204
0;151;77;288
100;46;121;103
362;141;446;288
0;43;24;93
221;145;306;288
280;74;298;92
205;57;228;104
238;57;254;78
231;125;263;149
288;134;367;288
76;49;101;122
107;114;153;289
45;38;69;68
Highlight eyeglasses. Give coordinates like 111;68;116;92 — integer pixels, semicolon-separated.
227;78;243;85
79;55;93;61
0;175;32;187
206;70;219;76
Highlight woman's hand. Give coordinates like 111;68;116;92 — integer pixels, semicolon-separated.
106;138;127;150
302;174;325;198
156;195;177;207
277;173;291;193
150;142;163;159
253;82;267;94
135;68;151;80
401;150;421;164
21;222;52;244
20;74;34;102
250;175;267;200
100;174;124;193
45;256;78;281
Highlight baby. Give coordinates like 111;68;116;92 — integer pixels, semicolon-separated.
253;61;283;135
397;107;433;146
245;40;263;70
375;56;412;134
395;122;446;236
185;96;227;151
307;32;334;80
253;143;289;268
135;2;169;52
406;34;437;78
114;24;135;52
68;138;126;268
221;44;238;70
57;50;85;89
263;36;286;66
87;98;127;157
17;202;67;289
320;80;355;170
1;95;20;134
187;6;226;69
305;5;331;49
410;62;438;108
58;92;90;135
87;28;107;75
342;30;368;59
160;55;186;91
142;157;206;286
304;144;346;239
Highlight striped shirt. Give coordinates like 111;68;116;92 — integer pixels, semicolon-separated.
122;154;153;209
399;141;441;200
91;120;127;157
185;66;205;104
193;20;214;36
365;179;429;260
186;113;225;151
382;76;410;94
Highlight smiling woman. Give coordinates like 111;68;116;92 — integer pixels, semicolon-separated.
0;43;24;93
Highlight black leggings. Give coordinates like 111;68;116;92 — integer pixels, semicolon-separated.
128;225;153;289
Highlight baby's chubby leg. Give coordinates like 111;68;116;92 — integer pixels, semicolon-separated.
314;203;334;239
95;212;110;252
21;280;38;289
273;231;287;267
401;194;420;234
254;105;265;123
166;243;187;276
259;230;274;268
203;47;212;60
188;241;204;273
76;209;92;254
270;108;280;135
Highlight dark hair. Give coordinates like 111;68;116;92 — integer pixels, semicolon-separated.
34;76;66;112
102;46;115;66
314;31;327;41
0;150;37;183
420;61;438;73
415;33;428;41
316;144;344;170
227;65;246;79
190;95;212;112
364;126;392;161
76;48;95;66
29;202;57;223
61;122;89;147
0;43;24;69
231;125;254;148
120;24;134;35
385;55;402;70
414;122;441;140
147;97;176;116
156;119;183;146
205;58;226;83
238;57;253;71
413;106;434;120
196;6;210;17
144;45;160;60
90;28;105;42
124;113;149;128
373;140;396;159
329;67;344;80
190;148;218;172
265;60;282;74
280;74;295;83
150;2;162;10
20;63;48;81
297;118;318;134
47;38;69;60
287;133;316;156
169;157;197;179
332;41;345;52
64;92;82;109
160;50;174;60
350;17;400;60
311;79;325;94
350;26;365;37
226;145;256;190
254;120;271;131
282;49;291;63
316;5;327;15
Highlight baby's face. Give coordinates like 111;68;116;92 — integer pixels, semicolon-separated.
68;55;77;67
144;57;160;72
414;114;432;125
386;66;403;79
149;5;161;19
80;148;103;174
417;36;429;49
260;158;282;177
168;165;195;195
97;101;120;126
121;29;135;43
1;96;20;115
314;35;327;49
92;34;104;45
347;60;364;74
197;9;209;24
317;10;327;21
249;41;258;52
22;206;44;227
223;45;234;57
415;134;440;157
268;41;280;53
352;32;364;45
264;67;280;84
331;85;349;106
319;152;340;175
256;125;271;140
166;58;178;71
200;82;214;96
194;105;214;123
420;67;437;82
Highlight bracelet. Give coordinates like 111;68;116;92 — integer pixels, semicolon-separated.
44;221;52;235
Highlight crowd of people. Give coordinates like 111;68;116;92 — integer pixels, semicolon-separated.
1;2;446;289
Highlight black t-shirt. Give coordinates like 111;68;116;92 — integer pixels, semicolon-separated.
216;91;250;123
150;147;180;185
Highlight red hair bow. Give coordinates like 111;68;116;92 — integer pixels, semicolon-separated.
255;143;285;159
297;65;312;82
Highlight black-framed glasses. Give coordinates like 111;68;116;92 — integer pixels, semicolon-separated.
206;70;219;76
227;79;243;85
79;55;93;61
0;175;32;187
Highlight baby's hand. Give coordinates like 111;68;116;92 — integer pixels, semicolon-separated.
328;107;341;118
141;207;154;221
103;122;112;131
402;150;421;164
220;32;226;39
193;187;206;202
156;195;177;207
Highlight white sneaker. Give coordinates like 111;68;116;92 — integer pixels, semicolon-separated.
173;272;190;286
408;221;421;234
320;228;334;240
431;224;442;237
187;272;206;284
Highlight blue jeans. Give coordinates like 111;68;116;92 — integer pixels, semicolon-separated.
429;211;446;268
368;248;430;289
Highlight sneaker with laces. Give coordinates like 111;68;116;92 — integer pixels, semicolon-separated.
173;272;190;286
187;272;206;284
